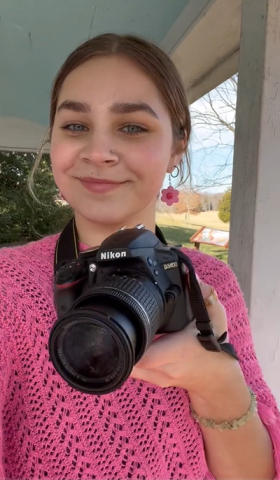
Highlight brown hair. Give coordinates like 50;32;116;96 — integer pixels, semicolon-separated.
29;33;191;190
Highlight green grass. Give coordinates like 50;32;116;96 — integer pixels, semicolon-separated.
158;224;228;263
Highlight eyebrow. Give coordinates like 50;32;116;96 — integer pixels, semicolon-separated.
56;100;159;119
110;102;159;119
57;100;91;114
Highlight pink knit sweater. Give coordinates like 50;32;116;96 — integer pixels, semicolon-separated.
0;234;279;480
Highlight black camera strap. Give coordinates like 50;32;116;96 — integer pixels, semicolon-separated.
54;218;168;271
174;249;238;360
54;217;238;361
54;217;79;270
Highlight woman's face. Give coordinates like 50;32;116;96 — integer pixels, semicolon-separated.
50;55;182;227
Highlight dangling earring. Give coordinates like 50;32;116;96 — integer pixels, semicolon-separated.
161;166;180;206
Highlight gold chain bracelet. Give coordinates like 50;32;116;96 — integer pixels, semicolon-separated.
190;388;257;431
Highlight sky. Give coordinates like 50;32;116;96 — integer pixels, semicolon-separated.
168;77;237;194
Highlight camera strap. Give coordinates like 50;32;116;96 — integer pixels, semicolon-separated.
54;217;238;361
54;217;79;271
174;249;238;360
54;217;168;271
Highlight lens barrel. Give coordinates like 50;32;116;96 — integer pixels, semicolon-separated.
49;275;164;394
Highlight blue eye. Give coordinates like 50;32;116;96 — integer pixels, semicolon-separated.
62;123;87;132
122;125;147;135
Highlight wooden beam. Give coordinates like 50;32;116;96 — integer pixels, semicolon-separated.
229;0;280;402
162;0;242;102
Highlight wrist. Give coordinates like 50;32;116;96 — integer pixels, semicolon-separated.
188;363;252;422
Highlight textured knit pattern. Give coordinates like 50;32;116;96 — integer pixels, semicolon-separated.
0;235;279;480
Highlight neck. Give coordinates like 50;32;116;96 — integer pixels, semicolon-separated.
75;207;157;248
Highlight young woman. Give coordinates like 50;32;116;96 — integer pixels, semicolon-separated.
0;33;279;480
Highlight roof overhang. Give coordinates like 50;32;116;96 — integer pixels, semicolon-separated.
163;0;241;103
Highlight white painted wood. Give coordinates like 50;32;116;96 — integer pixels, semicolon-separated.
188;49;239;103
0;116;48;152
162;0;242;103
229;0;280;404
161;0;216;54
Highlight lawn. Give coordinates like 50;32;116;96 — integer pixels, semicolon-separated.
156;212;229;263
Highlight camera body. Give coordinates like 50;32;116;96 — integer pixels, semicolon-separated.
50;226;194;394
55;226;193;332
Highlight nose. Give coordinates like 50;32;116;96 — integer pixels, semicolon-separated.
79;133;119;166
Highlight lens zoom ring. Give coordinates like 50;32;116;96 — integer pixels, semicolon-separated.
93;276;162;348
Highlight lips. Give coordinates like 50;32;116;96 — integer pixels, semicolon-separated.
78;177;126;194
79;177;123;184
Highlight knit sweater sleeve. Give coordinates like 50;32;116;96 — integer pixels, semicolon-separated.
0;328;11;480
0;249;17;480
185;249;280;477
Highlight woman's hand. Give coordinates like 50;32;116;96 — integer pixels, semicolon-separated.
130;277;239;396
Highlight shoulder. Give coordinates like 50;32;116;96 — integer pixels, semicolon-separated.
0;235;60;334
180;247;233;284
0;234;58;308
0;234;58;264
0;234;58;270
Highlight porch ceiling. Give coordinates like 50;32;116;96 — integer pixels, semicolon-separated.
0;0;241;152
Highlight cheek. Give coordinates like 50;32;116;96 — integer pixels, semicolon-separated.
50;137;76;174
50;143;74;192
132;141;169;186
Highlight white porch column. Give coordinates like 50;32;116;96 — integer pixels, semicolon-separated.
229;0;280;404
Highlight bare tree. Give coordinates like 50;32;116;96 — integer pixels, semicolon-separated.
189;74;238;189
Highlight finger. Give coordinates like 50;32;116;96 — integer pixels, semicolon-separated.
197;277;212;300
195;277;228;337
203;292;229;340
134;328;195;370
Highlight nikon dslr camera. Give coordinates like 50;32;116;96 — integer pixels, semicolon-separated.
49;225;197;395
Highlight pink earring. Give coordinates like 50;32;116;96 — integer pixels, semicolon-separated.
161;166;180;206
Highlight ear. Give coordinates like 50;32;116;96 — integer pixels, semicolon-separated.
167;136;187;174
167;155;182;174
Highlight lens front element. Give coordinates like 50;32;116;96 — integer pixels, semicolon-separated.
50;309;136;394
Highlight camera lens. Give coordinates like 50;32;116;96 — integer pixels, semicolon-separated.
50;308;136;394
63;323;122;380
49;275;164;394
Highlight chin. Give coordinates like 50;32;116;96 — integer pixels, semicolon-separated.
73;195;156;229
80;208;135;228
